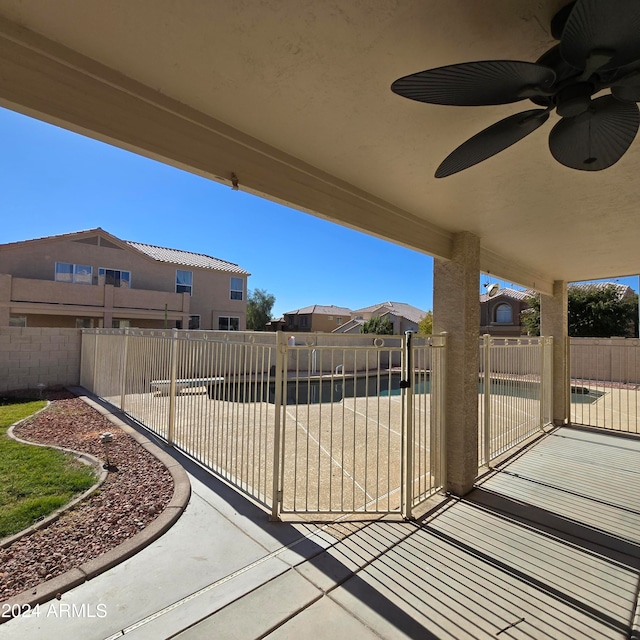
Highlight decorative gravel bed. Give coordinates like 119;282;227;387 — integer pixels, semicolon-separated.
0;391;174;602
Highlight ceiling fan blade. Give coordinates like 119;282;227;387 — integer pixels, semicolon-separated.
549;95;640;170
611;67;640;101
612;84;640;102
561;0;640;71
391;61;555;106
435;109;549;178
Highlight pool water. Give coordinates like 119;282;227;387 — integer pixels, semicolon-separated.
208;372;604;405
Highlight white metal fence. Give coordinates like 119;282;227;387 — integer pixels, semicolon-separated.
570;338;640;434
80;329;555;514
479;335;554;466
80;329;446;519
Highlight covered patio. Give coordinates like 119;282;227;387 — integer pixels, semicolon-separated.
0;1;639;637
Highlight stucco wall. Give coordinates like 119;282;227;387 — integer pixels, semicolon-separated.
0;327;81;392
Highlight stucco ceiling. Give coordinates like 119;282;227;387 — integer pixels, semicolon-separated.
0;0;638;294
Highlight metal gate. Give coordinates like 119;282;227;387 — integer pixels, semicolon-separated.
273;332;446;519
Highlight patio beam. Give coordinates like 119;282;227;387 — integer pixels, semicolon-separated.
0;16;452;261
433;232;480;496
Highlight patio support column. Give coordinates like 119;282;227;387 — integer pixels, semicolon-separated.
103;284;114;329
541;280;569;426
433;231;480;496
0;275;11;326
181;292;190;330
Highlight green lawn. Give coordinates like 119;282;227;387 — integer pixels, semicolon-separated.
0;397;97;538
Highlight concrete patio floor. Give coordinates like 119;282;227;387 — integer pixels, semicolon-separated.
1;423;639;639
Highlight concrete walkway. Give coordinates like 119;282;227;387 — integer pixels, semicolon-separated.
1;422;639;639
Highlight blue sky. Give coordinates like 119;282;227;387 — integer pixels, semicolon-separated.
1;106;638;319
0;107;435;319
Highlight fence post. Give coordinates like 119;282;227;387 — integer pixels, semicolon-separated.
401;331;414;519
565;336;571;426
120;328;130;412
92;330;99;394
271;331;285;521
167;328;178;446
483;334;492;467
79;329;86;389
437;332;447;492
539;337;546;430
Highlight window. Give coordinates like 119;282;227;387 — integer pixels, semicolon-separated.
300;316;308;328
55;262;92;284
189;315;200;330
176;270;193;295
219;316;239;331
112;319;130;328
98;268;131;288
336;317;343;325
230;277;243;300
9;315;26;327
75;318;94;328
495;303;513;324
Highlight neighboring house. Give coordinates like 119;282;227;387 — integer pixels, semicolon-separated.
341;301;425;334
480;283;636;336
479;288;534;336
283;305;352;333
333;317;365;334
265;317;287;332
0;228;250;330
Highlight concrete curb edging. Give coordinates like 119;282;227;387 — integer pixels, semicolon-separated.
0;388;191;619
2;417;108;549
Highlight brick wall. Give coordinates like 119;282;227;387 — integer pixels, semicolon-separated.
0;327;81;393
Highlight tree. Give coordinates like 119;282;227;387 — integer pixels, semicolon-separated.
417;311;433;335
569;285;637;337
521;295;540;336
246;288;275;331
361;315;394;335
520;286;638;337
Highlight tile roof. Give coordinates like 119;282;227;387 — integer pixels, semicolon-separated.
479;287;535;303
479;283;634;304
284;304;352;316
125;241;250;275
1;228;250;275
352;301;427;324
570;282;633;300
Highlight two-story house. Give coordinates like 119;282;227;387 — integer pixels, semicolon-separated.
0;228;249;330
337;301;425;334
282;305;352;332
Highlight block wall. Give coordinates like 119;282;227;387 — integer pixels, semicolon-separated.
0;327;81;393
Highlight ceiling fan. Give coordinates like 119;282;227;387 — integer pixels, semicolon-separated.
391;0;640;177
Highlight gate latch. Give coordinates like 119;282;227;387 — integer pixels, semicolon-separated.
399;379;410;389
